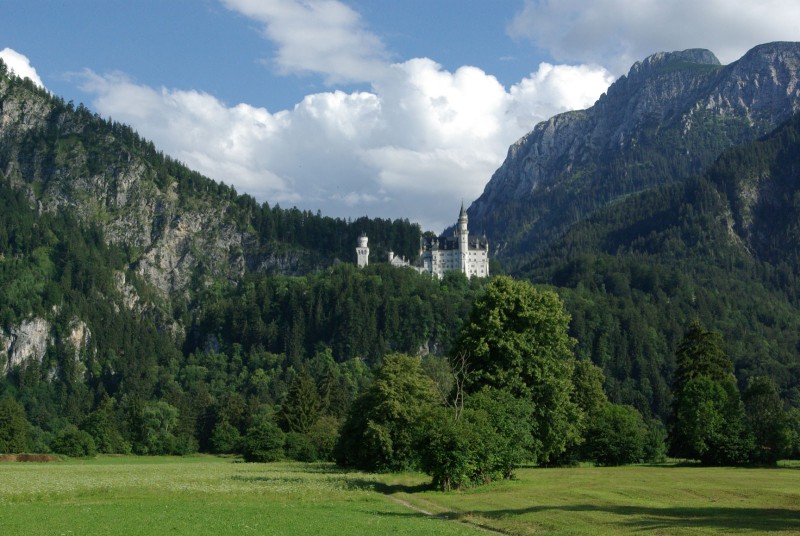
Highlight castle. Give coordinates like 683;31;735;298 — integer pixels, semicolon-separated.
356;204;490;279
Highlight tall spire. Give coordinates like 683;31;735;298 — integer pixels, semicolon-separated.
459;201;467;222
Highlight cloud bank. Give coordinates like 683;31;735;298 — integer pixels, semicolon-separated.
0;48;45;89
80;57;612;231
72;0;614;231
509;0;800;75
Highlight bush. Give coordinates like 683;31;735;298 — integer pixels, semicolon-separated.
284;432;317;462
418;388;534;490
82;401;130;454
418;407;488;491
743;376;793;465
335;353;437;471
787;408;800;459
26;426;53;454
242;420;285;463
52;425;97;457
671;376;753;465
584;403;647;466
307;415;340;461
210;422;241;454
642;419;668;463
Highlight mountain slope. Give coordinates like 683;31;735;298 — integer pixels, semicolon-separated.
0;63;422;304
521;112;800;417
471;42;800;267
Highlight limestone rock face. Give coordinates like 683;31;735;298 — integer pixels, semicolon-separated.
0;316;94;377
0;77;251;299
1;318;52;373
471;42;800;260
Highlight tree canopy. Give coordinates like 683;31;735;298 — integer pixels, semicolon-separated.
453;276;581;464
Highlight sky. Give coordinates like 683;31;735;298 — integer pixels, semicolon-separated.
2;1;798;232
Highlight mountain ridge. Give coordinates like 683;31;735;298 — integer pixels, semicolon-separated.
470;41;800;266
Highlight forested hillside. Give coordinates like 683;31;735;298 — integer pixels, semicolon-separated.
522;112;800;419
2;51;800;467
0;60;481;454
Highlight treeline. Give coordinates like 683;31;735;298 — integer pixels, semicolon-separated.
187;264;483;365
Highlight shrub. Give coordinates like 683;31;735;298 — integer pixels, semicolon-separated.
0;397;29;454
336;353;437;471
52;425;97;457
242;420;285;463
284;432;317;462
418;388;534;490
210;422;241;454
307;415;340;461
584;403;647;466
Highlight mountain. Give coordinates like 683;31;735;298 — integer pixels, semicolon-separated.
3;44;800;451
0;67;426;298
520;111;800;417
471;42;800;268
0;60;487;452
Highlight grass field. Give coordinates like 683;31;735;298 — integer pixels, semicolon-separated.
0;457;798;535
388;462;800;535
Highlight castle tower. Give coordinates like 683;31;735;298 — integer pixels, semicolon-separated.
457;202;469;273
356;234;369;268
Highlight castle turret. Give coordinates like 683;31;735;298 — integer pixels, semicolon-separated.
356;234;369;268
457;202;469;272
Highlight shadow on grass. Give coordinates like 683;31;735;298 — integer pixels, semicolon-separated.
344;478;435;494
378;504;800;533
230;475;309;484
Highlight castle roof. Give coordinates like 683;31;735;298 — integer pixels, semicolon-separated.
422;234;488;251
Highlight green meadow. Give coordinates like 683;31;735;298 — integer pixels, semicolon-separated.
0;457;798;535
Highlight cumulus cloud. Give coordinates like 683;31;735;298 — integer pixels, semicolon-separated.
9;0;608;231
0;48;45;89
509;0;800;75
221;0;390;83
80;56;612;231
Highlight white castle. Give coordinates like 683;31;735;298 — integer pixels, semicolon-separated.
356;204;490;279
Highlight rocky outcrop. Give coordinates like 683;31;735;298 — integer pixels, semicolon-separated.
470;42;800;260
0;76;252;300
1;317;52;373
0;316;95;377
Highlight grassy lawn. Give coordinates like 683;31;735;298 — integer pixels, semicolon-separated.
385;463;800;535
1;457;798;535
0;456;475;536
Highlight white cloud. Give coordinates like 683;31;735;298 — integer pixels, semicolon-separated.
0;48;45;89
0;0;606;231
221;0;390;83
509;0;800;75
79;57;611;231
509;62;615;129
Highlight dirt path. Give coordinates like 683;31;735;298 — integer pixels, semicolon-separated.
386;494;508;535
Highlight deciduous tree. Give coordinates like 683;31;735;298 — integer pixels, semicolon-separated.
453;276;580;463
335;353;437;471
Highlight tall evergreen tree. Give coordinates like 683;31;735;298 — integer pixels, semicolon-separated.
280;369;321;434
669;321;753;464
0;397;29;453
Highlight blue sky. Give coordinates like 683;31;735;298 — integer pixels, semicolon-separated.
2;0;798;231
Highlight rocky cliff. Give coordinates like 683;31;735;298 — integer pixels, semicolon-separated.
471;42;800;264
0;81;244;300
0;73;315;303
